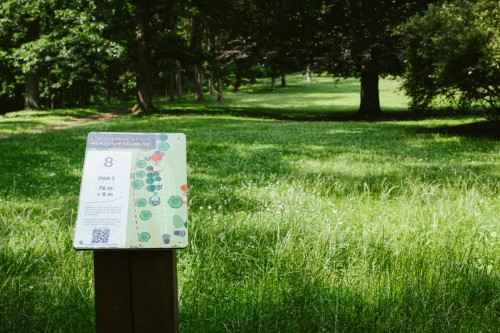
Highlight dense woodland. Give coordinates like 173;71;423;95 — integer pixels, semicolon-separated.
0;0;498;119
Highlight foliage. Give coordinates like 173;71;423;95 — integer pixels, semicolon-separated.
1;0;498;116
235;0;317;77
40;8;124;106
400;0;500;120
0;0;125;110
313;0;436;115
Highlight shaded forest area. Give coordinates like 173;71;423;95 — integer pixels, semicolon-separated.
0;0;498;119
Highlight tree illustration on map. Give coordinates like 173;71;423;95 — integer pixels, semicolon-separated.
129;133;188;248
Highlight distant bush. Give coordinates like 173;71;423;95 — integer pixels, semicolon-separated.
400;0;499;121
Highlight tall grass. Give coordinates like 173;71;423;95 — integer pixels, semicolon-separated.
0;77;498;332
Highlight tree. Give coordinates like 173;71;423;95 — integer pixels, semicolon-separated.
46;7;124;107
316;0;434;117
400;0;500;121
1;0;124;110
0;0;53;110
189;11;205;103
120;0;178;114
235;0;316;90
130;0;156;114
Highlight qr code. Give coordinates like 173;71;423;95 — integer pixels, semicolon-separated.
92;228;110;243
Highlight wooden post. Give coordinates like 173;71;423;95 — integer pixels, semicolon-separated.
94;250;179;333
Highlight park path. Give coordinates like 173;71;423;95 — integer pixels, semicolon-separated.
50;108;129;129
0;108;129;140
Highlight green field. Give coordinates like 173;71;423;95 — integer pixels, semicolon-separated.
1;76;499;332
158;75;410;119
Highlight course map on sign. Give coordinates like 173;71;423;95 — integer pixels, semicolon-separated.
73;132;188;249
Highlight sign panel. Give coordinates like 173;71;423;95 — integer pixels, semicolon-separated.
73;132;188;249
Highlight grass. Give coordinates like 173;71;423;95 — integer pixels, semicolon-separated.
155;75;410;119
0;75;499;332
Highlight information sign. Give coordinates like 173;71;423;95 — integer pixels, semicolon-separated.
73;132;188;249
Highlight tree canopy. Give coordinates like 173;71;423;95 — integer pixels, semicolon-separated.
0;0;497;118
306;0;435;116
0;0;123;110
400;0;499;120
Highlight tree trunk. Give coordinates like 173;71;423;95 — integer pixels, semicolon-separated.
166;72;175;102
25;72;40;110
209;78;215;95
217;76;223;102
193;64;204;102
207;35;216;96
358;66;381;117
24;19;40;110
175;61;182;98
306;64;312;83
131;0;155;114
271;76;276;90
234;76;241;92
280;73;286;88
190;15;204;103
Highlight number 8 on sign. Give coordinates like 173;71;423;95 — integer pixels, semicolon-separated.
104;157;114;167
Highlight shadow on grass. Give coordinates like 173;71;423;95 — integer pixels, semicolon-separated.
0;120;54;135
181;277;500;333
155;106;415;122
181;224;500;332
429;121;500;139
0;247;95;332
2;108;97;119
0;115;497;201
154;100;488;124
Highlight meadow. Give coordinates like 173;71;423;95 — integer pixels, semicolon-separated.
0;75;499;332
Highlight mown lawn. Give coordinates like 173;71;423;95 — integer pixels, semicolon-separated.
0;76;499;332
155;74;410;119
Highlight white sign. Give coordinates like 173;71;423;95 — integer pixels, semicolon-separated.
74;133;188;250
